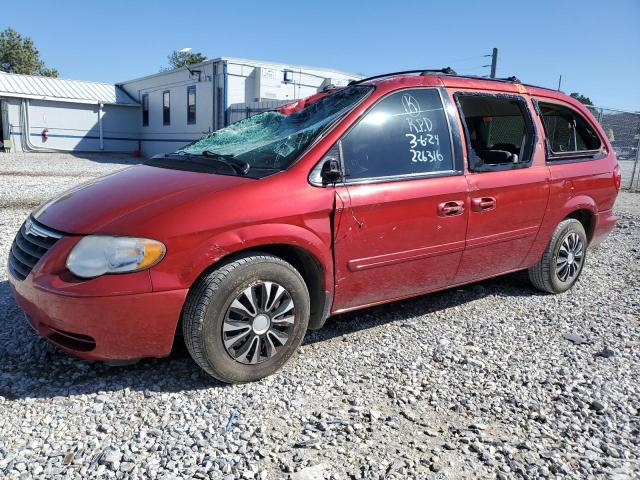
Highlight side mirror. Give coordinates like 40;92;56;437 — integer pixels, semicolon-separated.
320;158;343;184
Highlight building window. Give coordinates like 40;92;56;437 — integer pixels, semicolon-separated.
187;86;196;125
163;90;170;126
142;94;149;126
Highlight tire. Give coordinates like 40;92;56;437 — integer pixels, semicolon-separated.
528;219;587;294
182;252;310;383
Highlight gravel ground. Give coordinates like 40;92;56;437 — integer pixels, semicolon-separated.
0;153;638;480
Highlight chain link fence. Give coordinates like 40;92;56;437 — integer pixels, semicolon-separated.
589;106;640;191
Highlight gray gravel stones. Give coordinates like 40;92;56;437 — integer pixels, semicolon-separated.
562;332;588;344
596;346;616;358
0;153;639;479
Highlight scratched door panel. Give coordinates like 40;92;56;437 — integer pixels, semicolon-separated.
454;165;549;283
332;175;468;312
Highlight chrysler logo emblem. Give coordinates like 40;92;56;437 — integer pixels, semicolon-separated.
24;217;36;236
22;217;62;240
24;218;49;238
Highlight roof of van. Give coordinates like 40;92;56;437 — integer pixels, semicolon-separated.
358;70;572;102
355;71;600;125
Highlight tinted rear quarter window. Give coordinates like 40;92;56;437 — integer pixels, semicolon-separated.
341;88;454;181
538;101;601;156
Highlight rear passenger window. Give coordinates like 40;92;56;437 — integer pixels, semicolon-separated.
456;94;536;171
341;89;454;181
537;102;602;157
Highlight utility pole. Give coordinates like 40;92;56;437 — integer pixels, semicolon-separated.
490;48;498;78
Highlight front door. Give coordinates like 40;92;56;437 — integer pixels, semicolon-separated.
331;88;468;312
452;91;550;284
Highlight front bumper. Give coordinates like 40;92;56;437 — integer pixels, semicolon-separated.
8;270;188;361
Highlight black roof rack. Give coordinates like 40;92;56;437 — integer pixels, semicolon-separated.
348;68;525;86
348;67;458;85
420;67;458;76
502;75;521;83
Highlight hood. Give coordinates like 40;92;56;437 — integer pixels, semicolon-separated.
34;165;254;234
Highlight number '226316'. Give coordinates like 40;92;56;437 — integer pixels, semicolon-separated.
410;149;444;162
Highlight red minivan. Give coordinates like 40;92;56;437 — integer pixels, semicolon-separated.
8;70;620;383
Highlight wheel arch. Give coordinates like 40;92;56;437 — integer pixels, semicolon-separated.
243;244;330;330
565;208;596;243
523;194;598;268
182;226;334;332
560;194;598;243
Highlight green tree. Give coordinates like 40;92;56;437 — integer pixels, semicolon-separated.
163;50;207;71
569;92;593;106
39;67;59;78
0;28;58;77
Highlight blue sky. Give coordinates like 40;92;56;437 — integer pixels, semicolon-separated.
3;0;639;110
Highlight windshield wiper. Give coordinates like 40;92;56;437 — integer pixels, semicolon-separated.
201;150;250;175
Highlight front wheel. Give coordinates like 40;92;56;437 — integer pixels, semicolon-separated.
182;253;310;383
528;219;587;294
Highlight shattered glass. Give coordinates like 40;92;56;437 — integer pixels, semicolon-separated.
176;85;372;169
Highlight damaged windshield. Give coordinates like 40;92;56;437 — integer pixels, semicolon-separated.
175;85;372;171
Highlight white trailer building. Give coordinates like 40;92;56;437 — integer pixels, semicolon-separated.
0;73;140;153
0;57;360;157
120;57;360;156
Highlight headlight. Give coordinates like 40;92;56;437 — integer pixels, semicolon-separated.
66;236;166;279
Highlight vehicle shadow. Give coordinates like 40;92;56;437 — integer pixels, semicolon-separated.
0;272;541;400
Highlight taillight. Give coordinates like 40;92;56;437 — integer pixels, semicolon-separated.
613;164;621;191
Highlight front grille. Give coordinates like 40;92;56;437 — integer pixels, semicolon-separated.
8;217;63;281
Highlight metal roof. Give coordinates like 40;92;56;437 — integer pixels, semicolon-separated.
0;72;138;106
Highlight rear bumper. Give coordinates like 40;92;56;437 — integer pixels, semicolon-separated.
591;208;617;247
9;272;188;361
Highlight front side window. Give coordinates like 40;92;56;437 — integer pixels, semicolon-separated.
175;85;372;171
456;94;536;171
340;88;454;181
163;91;170;126
537;101;601;157
142;94;149;126
187;86;196;125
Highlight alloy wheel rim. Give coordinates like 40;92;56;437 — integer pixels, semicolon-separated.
556;232;584;283
222;281;295;365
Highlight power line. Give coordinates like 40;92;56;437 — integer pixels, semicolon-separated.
422;54;490;69
457;65;492;73
424;49;498;77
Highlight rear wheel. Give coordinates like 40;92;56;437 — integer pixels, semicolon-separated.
182;253;310;383
528;219;587;294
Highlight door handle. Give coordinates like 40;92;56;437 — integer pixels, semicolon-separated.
471;196;496;212
437;200;465;217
